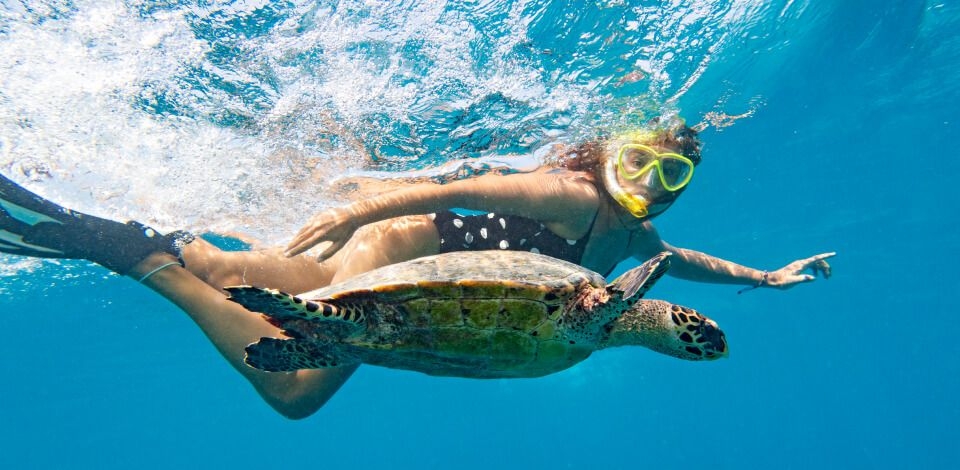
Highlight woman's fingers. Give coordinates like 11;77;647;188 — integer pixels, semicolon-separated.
285;226;324;257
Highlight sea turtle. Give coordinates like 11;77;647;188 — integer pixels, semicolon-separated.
225;250;727;378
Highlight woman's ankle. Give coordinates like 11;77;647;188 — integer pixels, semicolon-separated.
130;252;182;281
177;237;238;286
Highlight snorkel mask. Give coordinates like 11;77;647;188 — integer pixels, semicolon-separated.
601;131;696;219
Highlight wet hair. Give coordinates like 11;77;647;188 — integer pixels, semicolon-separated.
546;121;702;180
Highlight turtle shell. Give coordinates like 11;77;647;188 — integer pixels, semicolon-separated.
291;250;607;378
299;250;605;302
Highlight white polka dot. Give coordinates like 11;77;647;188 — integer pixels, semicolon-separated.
145;228;156;238
499;240;510;249
498;218;506;229
465;232;474;243
530;247;540;254
566;239;577;245
480;228;488;239
487;213;496;218
519;238;527;245
453;218;463;228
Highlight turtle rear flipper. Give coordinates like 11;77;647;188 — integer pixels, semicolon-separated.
608;251;671;300
225;286;366;325
245;338;358;371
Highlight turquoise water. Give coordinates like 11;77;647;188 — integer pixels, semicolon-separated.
1;1;957;468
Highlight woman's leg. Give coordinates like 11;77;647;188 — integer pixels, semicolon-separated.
172;213;438;294
144;223;432;419
132;252;356;420
131;215;441;418
180;238;337;294
2;173;442;418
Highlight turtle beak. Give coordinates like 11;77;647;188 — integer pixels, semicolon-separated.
700;319;728;359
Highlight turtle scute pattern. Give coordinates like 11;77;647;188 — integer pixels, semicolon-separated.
342;272;598;376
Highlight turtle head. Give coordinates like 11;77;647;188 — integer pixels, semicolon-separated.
600;299;727;361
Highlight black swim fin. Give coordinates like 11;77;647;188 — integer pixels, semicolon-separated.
0;173;194;275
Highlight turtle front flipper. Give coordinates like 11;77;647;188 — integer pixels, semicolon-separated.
608;251;671;300
245;337;358;371
225;286;366;325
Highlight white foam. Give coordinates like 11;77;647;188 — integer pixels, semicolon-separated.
0;0;778;253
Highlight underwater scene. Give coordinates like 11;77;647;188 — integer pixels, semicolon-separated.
1;1;957;468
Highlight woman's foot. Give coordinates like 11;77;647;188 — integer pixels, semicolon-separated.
0;173;194;275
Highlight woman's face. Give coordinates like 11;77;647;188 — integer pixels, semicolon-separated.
604;141;694;220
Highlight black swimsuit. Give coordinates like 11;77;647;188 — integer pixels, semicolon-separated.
432;210;594;266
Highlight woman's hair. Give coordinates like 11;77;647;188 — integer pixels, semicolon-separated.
547;121;703;179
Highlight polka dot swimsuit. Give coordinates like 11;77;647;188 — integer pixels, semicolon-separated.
432;210;592;265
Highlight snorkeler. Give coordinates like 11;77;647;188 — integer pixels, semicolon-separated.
0;120;833;419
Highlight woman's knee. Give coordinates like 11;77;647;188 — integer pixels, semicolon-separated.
179;238;228;284
179;238;271;288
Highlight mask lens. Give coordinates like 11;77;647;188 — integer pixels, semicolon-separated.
618;145;658;178
658;155;693;189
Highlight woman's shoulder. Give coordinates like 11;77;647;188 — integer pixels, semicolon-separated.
540;166;596;183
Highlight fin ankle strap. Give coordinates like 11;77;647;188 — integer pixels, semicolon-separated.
138;261;181;283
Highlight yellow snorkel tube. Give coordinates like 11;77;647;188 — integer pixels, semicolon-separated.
602;153;650;218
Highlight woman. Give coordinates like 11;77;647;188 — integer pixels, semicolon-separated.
0;122;833;419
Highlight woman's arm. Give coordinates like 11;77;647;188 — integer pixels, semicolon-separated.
630;222;834;289
285;170;600;258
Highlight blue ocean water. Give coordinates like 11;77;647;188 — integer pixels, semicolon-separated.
1;1;957;468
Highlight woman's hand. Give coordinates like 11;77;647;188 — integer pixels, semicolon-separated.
285;207;359;260
765;252;836;289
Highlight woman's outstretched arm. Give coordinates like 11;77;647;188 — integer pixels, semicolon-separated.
629;222;834;289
